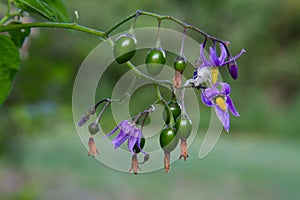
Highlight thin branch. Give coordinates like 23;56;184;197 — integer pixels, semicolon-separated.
0;22;107;38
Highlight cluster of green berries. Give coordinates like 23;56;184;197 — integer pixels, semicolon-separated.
113;33;191;172
113;34;187;76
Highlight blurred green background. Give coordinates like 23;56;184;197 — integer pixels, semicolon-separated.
1;0;300;199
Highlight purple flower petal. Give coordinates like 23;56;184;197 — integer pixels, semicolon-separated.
226;97;240;117
128;128;142;154
128;137;138;154
205;86;220;99
223;49;246;66
215;106;230;132
220;82;231;95
209;47;220;66
200;44;211;67
114;135;130;149
103;123;120;138
218;43;227;64
112;130;129;149
77;115;88;127
111;129;126;143
135;137;147;155
128;130;138;149
120;120;133;134
201;91;213;106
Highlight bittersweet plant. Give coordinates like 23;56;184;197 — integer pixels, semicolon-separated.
0;0;245;174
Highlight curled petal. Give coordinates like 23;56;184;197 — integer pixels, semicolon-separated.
128;130;139;153
201;92;213;107
226;97;240;117
104;124;120;138
134;134;147;155
113;135;129;149
112;130;129;148
200;44;211;67
223;49;246;66
209;47;220;66
128;128;142;154
128;137;138;154
215;106;230;132
218;43;227;64
220;82;231;95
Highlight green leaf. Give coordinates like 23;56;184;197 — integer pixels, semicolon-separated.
8;22;31;48
14;0;69;22
0;35;21;105
43;0;69;22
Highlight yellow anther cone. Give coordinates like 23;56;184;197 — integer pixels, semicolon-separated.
211;67;219;84
216;97;226;111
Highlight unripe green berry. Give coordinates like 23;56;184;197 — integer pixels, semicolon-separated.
113;34;137;64
88;122;100;135
159;126;179;153
175;117;192;139
174;56;187;72
145;47;166;76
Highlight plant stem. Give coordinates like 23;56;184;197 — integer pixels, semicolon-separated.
0;22;108;38
0;16;9;26
179;79;195;116
133;105;155;124
125;61;173;86
0;10;203;90
0;10;232;56
106;10;233;57
155;19;161;48
106;34;173;87
95;101;111;123
154;84;174;126
179;28;187;57
0;0;11;25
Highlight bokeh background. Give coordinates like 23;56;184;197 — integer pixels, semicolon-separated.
1;0;300;199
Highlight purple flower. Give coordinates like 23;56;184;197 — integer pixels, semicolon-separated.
105;120;145;155
201;82;240;132
200;43;245;68
194;43;245;84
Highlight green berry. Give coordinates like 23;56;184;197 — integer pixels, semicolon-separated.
159;126;179;153
175;117;192;139
165;99;181;124
145;47;166;75
113;34;137;64
174;56;187;72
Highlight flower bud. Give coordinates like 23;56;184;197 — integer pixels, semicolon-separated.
88;122;100;135
227;60;238;80
78;115;89;127
143;154;150;162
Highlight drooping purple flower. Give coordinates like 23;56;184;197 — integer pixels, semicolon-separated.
201;82;240;132
105;120;145;155
199;43;245;68
194;43;245;85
